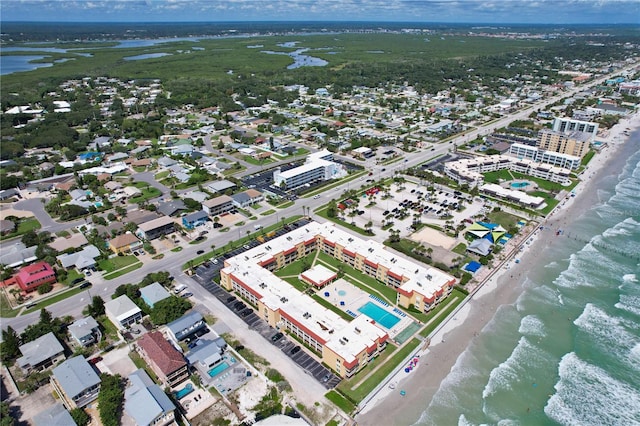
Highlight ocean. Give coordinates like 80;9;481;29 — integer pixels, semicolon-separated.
415;134;640;425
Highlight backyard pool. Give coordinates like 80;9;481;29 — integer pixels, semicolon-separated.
173;383;193;399
358;301;401;329
511;181;530;189
208;361;230;377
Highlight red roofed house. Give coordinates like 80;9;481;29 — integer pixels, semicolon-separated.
137;331;188;387
15;262;56;293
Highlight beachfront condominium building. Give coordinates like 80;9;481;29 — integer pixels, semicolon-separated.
509;143;581;170
537;129;591;158
219;221;456;378
273;149;347;190
552;117;599;139
444;154;572;188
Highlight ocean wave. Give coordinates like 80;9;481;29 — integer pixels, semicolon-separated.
615;294;640;317
518;315;546;338
574;303;640;366
544;261;558;268
544;352;640;425
482;336;553;399
623;273;638;283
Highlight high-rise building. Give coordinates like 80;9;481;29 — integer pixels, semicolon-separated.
537;129;591;158
552;117;599;138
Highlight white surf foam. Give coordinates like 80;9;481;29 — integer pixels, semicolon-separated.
574;303;640;366
623;273;638;283
482;336;553;399
518;315;546;338
545;352;640;425
615;294;640;317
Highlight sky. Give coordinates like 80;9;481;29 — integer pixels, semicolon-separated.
1;0;639;24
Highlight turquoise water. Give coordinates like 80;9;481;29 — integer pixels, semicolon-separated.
174;383;193;399
358;302;401;329
208;361;230;377
511;181;530;188
415;135;640;425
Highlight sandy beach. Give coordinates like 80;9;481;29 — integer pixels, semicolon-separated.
355;113;640;426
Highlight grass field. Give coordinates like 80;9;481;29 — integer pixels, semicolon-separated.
0;217;41;241
98;255;139;273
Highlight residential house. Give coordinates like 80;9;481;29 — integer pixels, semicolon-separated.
202;195;234;217
157;200;186;217
16;332;65;373
0;188;20;201
0;242;37;268
157;157;178;168
33;403;77;426
124;369;176;426
182;210;208;230
69;189;89;202
136;216;175;241
105;295;143;330
123;186;142;198
206;180;236;194
108;233;142;254
14;261;56;293
51;356;101;409
0;220;16;235
139;282;171;308
231;189;264;209
56;245;101;271
166;311;208;342
186;338;227;377
68;316;101;347
137;331;189;387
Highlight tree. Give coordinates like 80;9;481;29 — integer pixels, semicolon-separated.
0;326;20;363
0;401;14;426
98;373;124;426
85;296;105;317
70;408;90;426
37;283;53;294
149;297;191;325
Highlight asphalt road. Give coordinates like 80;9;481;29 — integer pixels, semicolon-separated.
4;61;634;334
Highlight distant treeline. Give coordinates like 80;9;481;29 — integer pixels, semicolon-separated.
2;21;640;43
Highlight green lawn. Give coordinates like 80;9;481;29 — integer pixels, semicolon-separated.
129;187;162;203
64;269;84;286
98;255;138;273
0;217;41;241
337;338;422;404
452;242;467;255
581;150;595;166
325;391;356;414
482;169;514;183
486;210;520;230
22;286;89;315
154;170;170;180
0;291;19;318
103;262;143;280
419;290;467;336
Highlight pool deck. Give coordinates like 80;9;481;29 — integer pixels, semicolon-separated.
317;278;415;340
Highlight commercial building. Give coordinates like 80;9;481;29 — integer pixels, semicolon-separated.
479;183;545;209
509;143;581;170
231;189;264;208
444;154;571;187
552;117;599;138
537;129;591;158
51;356;101;409
273;149;346;190
219;222;455;378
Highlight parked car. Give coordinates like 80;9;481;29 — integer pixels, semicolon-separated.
71;278;85;285
226;296;237;303
322;374;330;382
290;346;301;354
197;250;204;255
181;292;193;298
271;332;284;342
88;356;102;365
79;282;92;289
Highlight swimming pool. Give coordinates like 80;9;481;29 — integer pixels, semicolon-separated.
511;182;529;189
173;383;193;399
358;301;401;329
208;361;230;377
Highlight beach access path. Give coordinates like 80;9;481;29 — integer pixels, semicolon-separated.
355;113;640;426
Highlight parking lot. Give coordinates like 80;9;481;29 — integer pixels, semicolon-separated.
189;219;340;389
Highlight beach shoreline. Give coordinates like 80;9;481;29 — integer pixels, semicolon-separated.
355;113;640;426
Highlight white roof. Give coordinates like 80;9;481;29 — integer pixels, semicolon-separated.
105;295;141;321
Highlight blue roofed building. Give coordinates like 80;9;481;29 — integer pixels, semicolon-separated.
166;311;208;342
182;210;208;230
33;403;77;426
51;356;101;409
186;338;227;377
124;369;176;426
140;282;171;308
68;316;101;347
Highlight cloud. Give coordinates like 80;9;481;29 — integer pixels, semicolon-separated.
1;0;638;23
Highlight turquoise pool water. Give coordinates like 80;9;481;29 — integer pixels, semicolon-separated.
358;301;401;329
174;383;193;399
208;361;230;377
511;182;529;189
